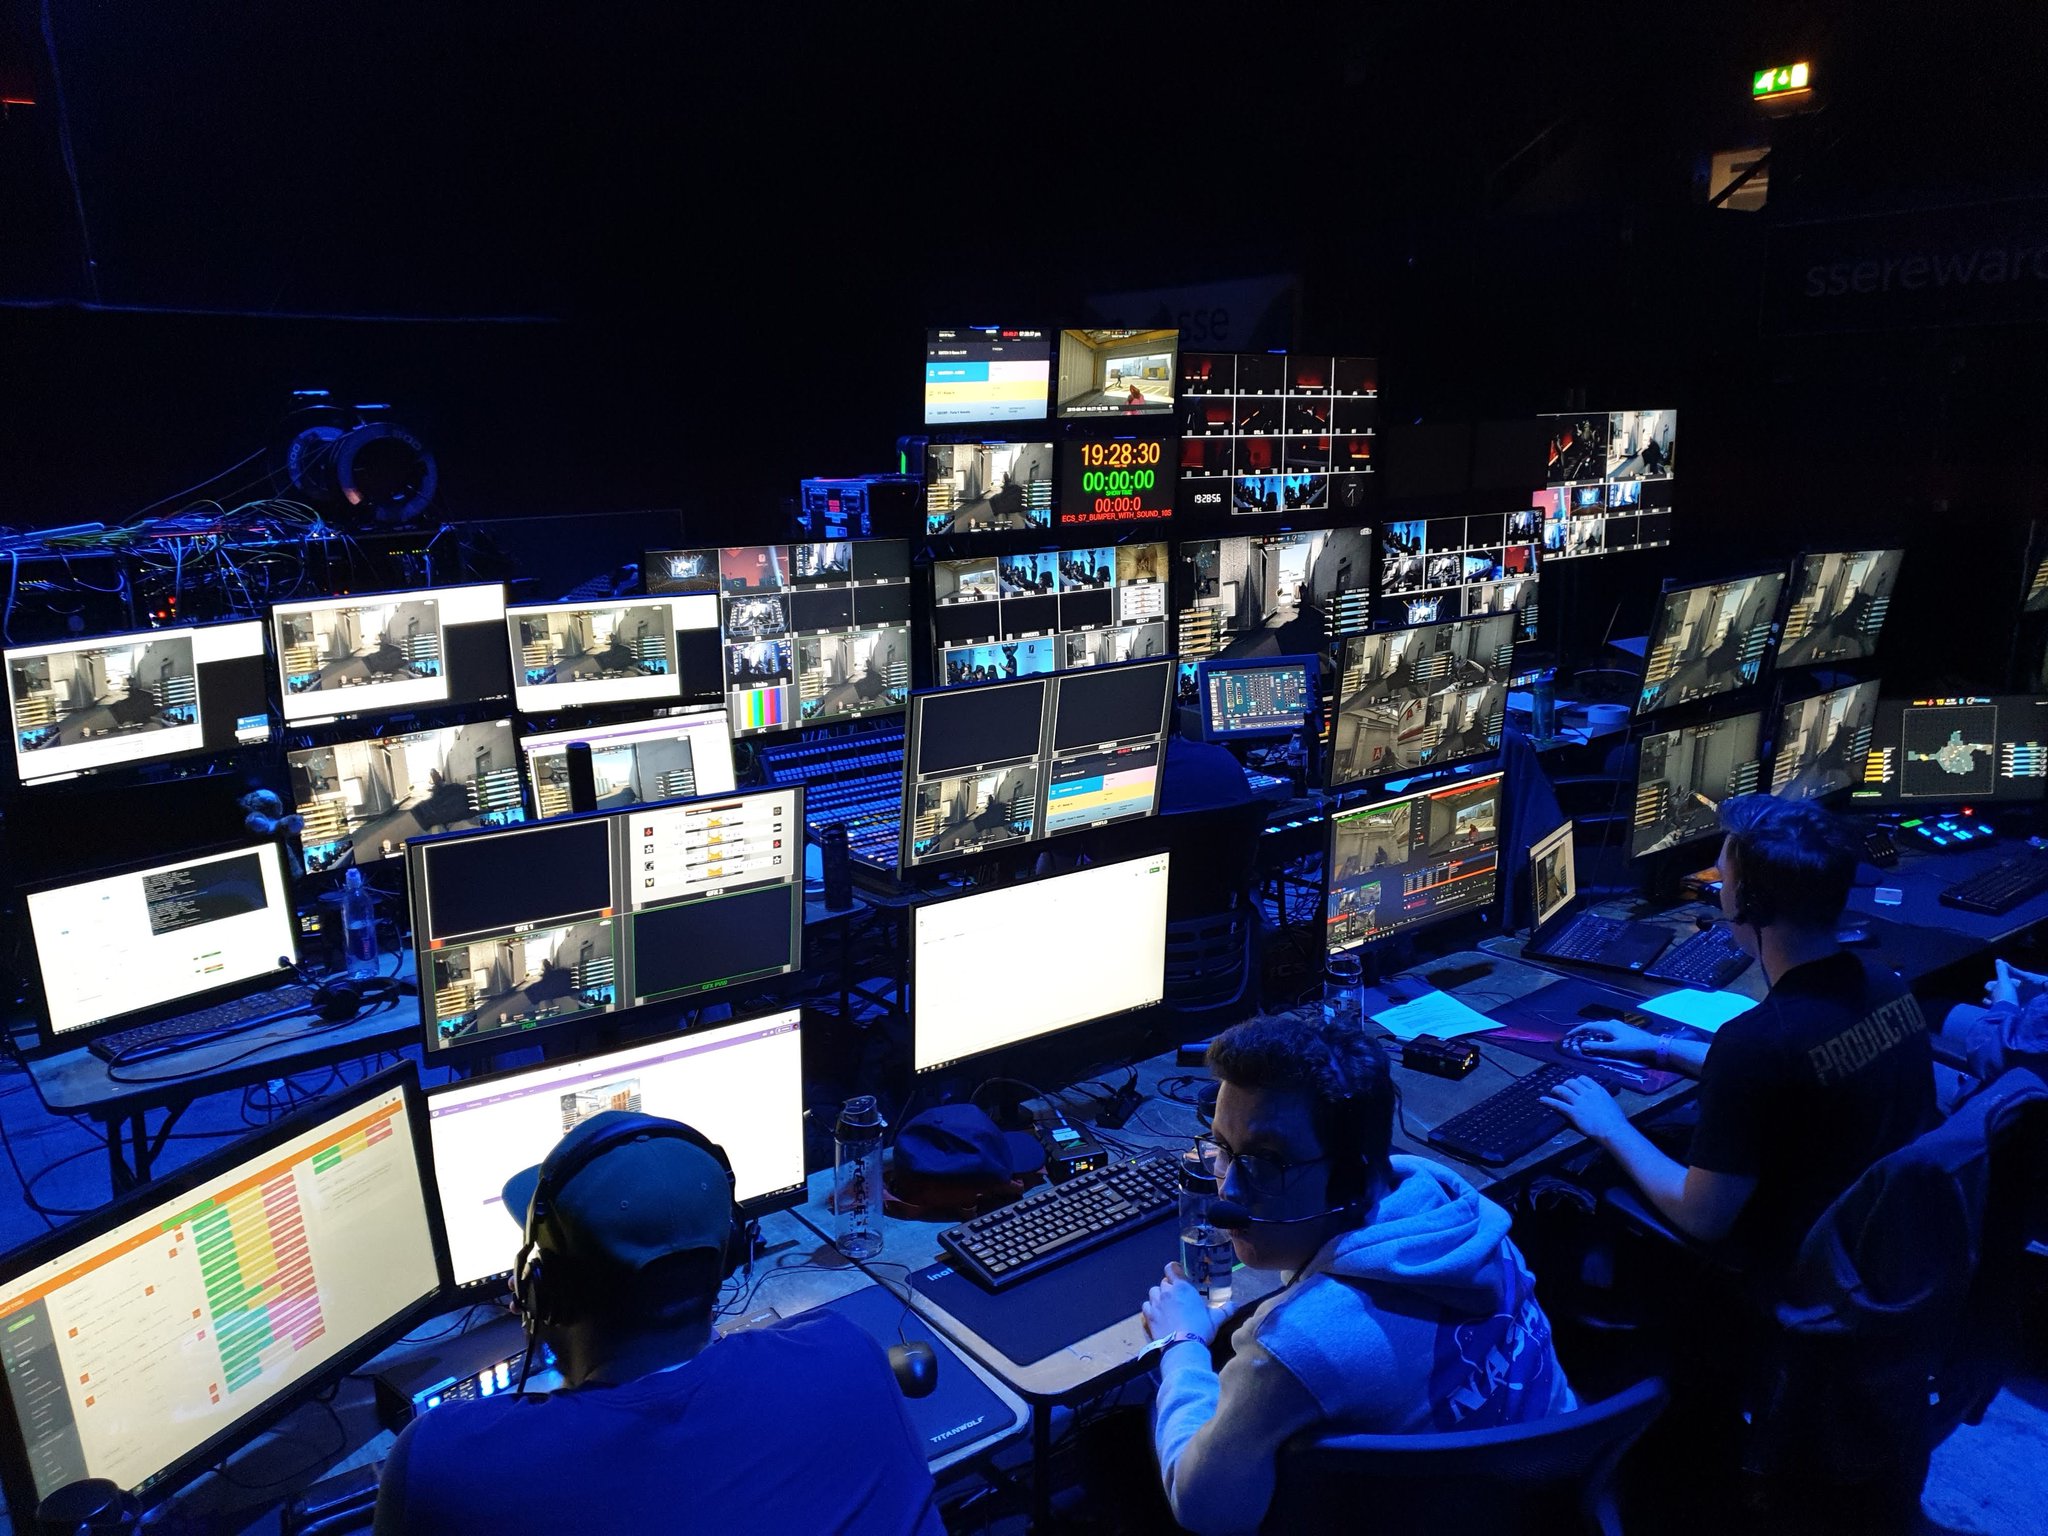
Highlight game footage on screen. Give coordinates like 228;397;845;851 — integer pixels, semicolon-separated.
1057;329;1178;417
910;766;1038;861
532;735;704;819
515;605;674;687
1325;777;1500;949
1632;717;1763;858
926;442;1055;533
1772;683;1880;801
1638;574;1784;714
796;629;909;722
430;919;618;1049
1175;531;1346;666
280;599;441;696
1779;549;1901;667
290;721;526;871
9;633;196;753
1327;616;1512;785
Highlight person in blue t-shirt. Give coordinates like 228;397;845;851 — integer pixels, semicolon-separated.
373;1111;941;1536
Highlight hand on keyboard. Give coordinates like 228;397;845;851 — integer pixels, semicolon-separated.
1537;1075;1629;1142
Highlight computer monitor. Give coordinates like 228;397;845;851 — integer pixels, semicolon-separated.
1173;530;1368;681
1059;434;1179;526
1376;515;1540;640
1771;681;1881;801
426;1009;806;1290
1849;695;2048;806
505;595;717;713
1041;659;1173;837
930;542;1169;684
2026;554;2048;615
409;786;804;1053
273;582;510;726
1777;549;1902;668
924;442;1056;533
1529;820;1576;930
520;708;735;820
925;327;1053;427
0;1065;447;1521
1197;654;1317;741
1637;571;1787;714
287;719;527;872
1175;350;1376;518
912;852;1170;1073
27;841;299;1047
1325;771;1504;953
1630;712;1764;858
6;619;272;787
1326;614;1514;788
1056;329;1177;419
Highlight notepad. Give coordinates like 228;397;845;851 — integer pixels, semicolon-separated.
1369;989;1500;1043
1638;989;1759;1035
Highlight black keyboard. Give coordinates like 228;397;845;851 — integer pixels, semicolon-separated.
1940;856;2048;916
938;1151;1181;1291
1428;1063;1609;1168
1528;912;1627;962
1643;925;1753;988
88;986;319;1063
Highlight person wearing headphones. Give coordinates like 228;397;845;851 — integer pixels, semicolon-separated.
1542;794;1936;1277
372;1111;942;1536
1136;1009;1575;1535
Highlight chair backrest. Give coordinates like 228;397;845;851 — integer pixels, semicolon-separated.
1161;908;1255;1015
1262;1376;1669;1535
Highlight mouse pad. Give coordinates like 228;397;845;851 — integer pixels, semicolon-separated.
1481;974;1689;1093
908;1214;1179;1368
819;1283;1022;1460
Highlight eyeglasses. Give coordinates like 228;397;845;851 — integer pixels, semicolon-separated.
1192;1136;1329;1197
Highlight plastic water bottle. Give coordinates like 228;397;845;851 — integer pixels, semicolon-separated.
1179;1149;1233;1308
1324;951;1365;1032
341;868;379;979
833;1096;886;1259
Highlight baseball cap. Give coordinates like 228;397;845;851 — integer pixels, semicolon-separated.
502;1110;732;1271
885;1104;1044;1215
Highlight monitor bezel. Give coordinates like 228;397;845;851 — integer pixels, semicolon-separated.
1195;652;1321;741
0;1063;450;1522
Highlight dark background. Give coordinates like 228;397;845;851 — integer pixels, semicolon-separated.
5;1;2048;685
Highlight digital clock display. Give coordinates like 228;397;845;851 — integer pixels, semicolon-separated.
1059;437;1178;525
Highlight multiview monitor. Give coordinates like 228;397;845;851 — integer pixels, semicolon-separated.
506;595;718;714
1176;351;1376;517
1545;409;1678;485
1778;549;1902;668
288;719;527;872
930;542;1169;685
273;583;510;726
6;619;271;786
1631;712;1764;858
925;326;1053;426
925;441;1056;533
519;708;736;820
1325;772;1503;953
1771;681;1880;802
1326;614;1514;788
1173;529;1372;693
1850;695;2048;806
912;853;1170;1073
409;786;804;1053
1377;514;1540;640
426;1009;806;1290
1637;571;1787;715
1056;329;1177;419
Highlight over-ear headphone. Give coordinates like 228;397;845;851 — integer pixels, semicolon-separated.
309;975;403;1021
510;1117;743;1338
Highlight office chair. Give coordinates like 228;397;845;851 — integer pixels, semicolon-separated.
1156;799;1270;1018
1260;1375;1669;1536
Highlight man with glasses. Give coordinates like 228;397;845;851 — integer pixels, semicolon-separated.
1137;1008;1576;1534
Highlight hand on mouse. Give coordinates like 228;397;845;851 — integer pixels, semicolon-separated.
1562;1019;1663;1062
1142;1262;1218;1346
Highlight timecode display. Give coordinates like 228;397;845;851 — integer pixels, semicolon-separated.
1060;438;1178;526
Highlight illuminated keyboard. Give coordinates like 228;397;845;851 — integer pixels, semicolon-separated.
938;1151;1180;1291
88;986;320;1063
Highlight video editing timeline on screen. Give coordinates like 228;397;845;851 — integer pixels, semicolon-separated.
427;1010;806;1289
1176;350;1377;518
4;620;273;786
1637;571;1787;715
1772;680;1881;802
924;441;1056;534
519;708;737;821
646;540;913;736
1853;696;2048;805
274;583;512;727
1055;329;1179;419
924;327;1054;427
410;787;804;1052
0;1073;443;1513
1779;549;1902;669
1172;530;1373;696
931;543;1169;684
1632;712;1765;859
1327;613;1514;788
1536;408;1677;561
1325;772;1504;953
1200;656;1317;740
1057;435;1179;526
288;720;526;872
901;659;1172;869
1378;514;1540;637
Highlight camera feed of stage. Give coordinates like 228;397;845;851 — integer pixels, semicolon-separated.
289;721;527;871
1631;713;1764;858
1326;773;1503;952
1538;408;1677;563
926;442;1056;534
1326;615;1514;788
1056;329;1178;418
1378;515;1540;638
1637;572;1785;714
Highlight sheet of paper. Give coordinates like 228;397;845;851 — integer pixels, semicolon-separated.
1369;989;1500;1043
1637;988;1759;1035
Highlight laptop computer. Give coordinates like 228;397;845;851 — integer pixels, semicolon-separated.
1520;821;1673;974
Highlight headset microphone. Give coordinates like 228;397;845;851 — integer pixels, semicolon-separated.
1208;1198;1365;1230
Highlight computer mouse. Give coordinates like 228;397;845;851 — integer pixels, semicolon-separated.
888;1341;938;1398
1836;925;1872;946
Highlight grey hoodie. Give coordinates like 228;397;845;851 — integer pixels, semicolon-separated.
1151;1155;1577;1535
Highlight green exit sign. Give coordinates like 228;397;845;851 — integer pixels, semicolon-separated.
1753;62;1811;98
